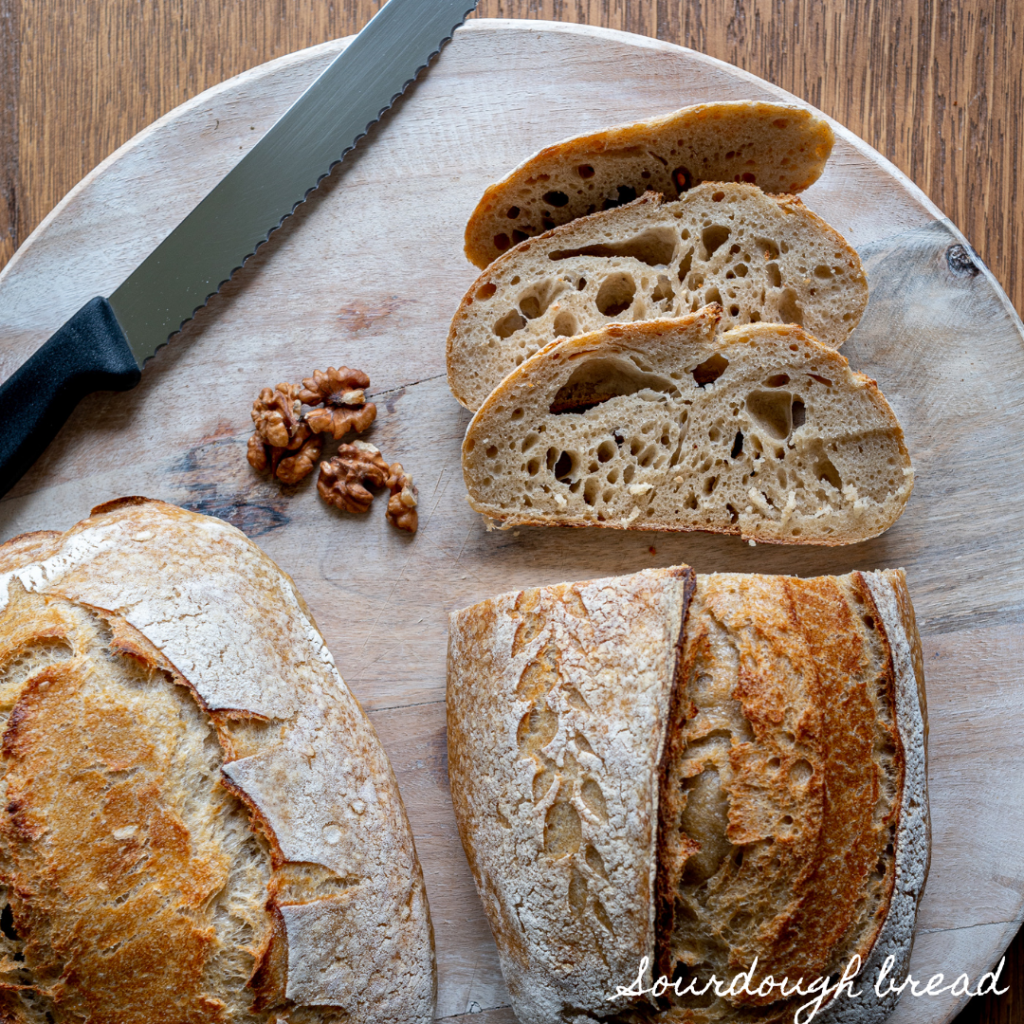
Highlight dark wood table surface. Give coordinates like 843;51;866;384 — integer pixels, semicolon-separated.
0;2;1021;1022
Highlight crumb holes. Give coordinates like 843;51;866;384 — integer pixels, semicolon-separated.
767;757;781;769
603;185;638;210
527;459;540;476
506;206;520;219
814;264;833;279
494;309;526;338
578;164;595;178
691;353;729;387
790;759;813;785
735;263;748;277
703;475;718;496
863;614;875;631
672;166;693;193
494;233;511;252
677;246;694;282
595;273;636;316
746;390;795;439
701;224;731;259
553;312;577;337
781;814;794;825
622;464;635;484
766;262;783;288
749;310;761;322
584;478;600;506
577;277;587;290
816;454;842;489
808;373;833;387
712;190;725;202
544;190;570;208
725;503;738;523
729;305;740;316
476;282;497;300
521;432;539;451
741;172;756;183
485;445;498;458
511;408;525;421
545;447;558;471
759;238;781;260
553;450;576;481
731;431;744;458
792;399;806;429
597;440;616;463
520;295;542;319
778;288;804;325
549;227;677;267
652;275;674;303
704;286;722;307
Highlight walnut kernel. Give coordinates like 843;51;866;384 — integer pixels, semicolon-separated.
385;464;418;533
317;442;390;513
300;367;377;440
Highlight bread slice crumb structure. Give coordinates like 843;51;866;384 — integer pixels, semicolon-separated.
462;310;913;545
447;565;929;1024
450;186;867;412
465;101;835;269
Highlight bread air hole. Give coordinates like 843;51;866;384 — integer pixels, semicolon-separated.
549;356;675;415
778;287;804;325
701;224;731;259
691;354;729;388
746;390;804;440
518;279;566;320
553;312;577;338
549;227;678;267
602;184;638;210
595;273;636;317
543;190;570;207
494;309;526;338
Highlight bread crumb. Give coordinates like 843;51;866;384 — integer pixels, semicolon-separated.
629;483;653;496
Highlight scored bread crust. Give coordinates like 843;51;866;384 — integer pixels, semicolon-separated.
462;310;914;545
450;185;867;412
447;567;696;1024
0;498;434;1024
464;101;835;269
446;566;929;1024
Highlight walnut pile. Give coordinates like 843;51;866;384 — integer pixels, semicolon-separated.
247;384;324;484
299;367;377;439
246;367;417;532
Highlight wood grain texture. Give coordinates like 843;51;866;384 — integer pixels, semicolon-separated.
0;6;1021;1024
0;1;1020;319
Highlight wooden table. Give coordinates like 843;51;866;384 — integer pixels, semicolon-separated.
0;3;1020;1023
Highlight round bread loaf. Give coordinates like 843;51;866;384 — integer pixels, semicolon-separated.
447;565;929;1024
0;498;434;1024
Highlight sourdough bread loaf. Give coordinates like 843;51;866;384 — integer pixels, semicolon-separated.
450;186;867;412
0;498;434;1024
447;565;929;1024
465;101;835;268
462;310;913;545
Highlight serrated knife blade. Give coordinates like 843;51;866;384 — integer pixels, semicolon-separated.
0;0;478;498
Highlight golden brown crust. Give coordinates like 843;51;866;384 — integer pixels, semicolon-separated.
0;499;434;1024
0;533;62;575
465;101;835;268
448;567;928;1024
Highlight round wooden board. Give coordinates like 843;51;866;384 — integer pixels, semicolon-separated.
1;20;1023;1024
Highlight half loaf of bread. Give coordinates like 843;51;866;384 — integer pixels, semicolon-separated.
465;101;835;268
462;309;913;545
447;565;929;1024
449;185;867;411
0;498;433;1024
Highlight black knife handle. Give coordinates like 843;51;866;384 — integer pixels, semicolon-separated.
0;297;141;499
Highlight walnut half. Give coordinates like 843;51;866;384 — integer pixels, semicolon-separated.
300;367;377;440
317;442;390;514
385;464;418;533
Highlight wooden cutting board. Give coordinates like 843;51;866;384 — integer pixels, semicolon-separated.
1;20;1022;1024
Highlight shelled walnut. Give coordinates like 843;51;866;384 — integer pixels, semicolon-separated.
317;442;391;514
385;464;418;533
299;367;377;440
248;384;322;483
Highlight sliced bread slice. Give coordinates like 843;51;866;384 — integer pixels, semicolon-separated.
464;100;835;268
462;309;913;545
449;184;867;411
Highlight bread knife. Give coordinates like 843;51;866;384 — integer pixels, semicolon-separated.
0;0;478;499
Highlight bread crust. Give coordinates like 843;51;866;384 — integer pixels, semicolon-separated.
465;101;835;268
0;499;434;1024
462;313;914;545
446;567;929;1024
447;566;695;1024
450;185;867;412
